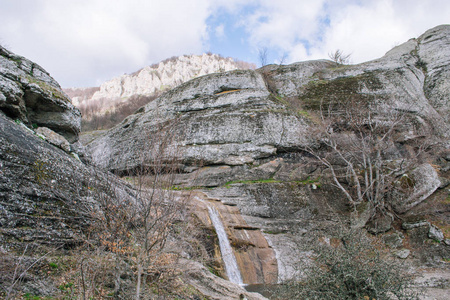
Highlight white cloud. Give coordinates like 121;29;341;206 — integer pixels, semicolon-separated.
215;24;225;39
0;0;211;87
239;0;450;64
242;0;327;50
0;0;448;87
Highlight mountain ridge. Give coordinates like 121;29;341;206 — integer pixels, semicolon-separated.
64;53;255;131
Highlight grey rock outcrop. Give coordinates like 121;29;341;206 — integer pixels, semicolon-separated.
428;224;445;242
35;126;71;152
392;248;411;259
392;163;441;213
88;69;311;173
86;25;450;284
0;46;80;142
418;25;450;124
0;111;136;245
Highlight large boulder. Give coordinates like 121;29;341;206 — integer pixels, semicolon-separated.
0;46;80;142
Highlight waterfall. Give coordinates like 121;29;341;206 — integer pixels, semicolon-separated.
208;206;244;285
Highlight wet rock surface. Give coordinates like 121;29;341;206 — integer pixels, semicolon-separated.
189;191;278;285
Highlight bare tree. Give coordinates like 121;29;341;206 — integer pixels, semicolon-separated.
278;52;288;65
328;49;351;65
83;116;187;299
258;47;269;67
304;99;430;225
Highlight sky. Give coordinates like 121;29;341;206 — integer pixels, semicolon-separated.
0;0;449;88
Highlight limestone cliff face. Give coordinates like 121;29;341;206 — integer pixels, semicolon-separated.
66;54;255;120
92;53;251;100
0;46;81;142
87;25;450;283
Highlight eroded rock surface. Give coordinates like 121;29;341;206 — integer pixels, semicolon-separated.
0;111;137;246
88;69;310;173
0;46;80;142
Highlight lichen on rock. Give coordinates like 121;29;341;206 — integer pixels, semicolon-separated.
0;45;81;142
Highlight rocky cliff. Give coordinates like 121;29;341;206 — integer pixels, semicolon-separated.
0;45;265;299
2;25;449;299
87;25;450;292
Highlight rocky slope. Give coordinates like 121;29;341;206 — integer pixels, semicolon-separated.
87;24;450;292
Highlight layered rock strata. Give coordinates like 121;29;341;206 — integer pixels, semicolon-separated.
87;25;450;283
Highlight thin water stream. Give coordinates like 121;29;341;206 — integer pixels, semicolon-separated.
207;206;244;285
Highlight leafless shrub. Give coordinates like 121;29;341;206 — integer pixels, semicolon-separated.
278;52;288;65
79;115;190;299
328;49;352;65
258;47;269;67
274;229;420;299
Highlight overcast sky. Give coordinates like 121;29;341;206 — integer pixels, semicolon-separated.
1;0;449;88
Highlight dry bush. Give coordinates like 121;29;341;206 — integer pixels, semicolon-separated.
258;47;269;67
328;49;352;65
274;230;420;300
